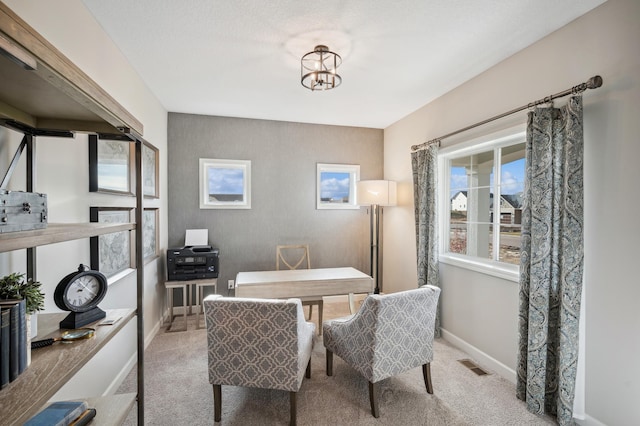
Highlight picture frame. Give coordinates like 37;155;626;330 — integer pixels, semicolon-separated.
90;207;135;279
199;158;251;209
89;134;135;195
316;163;360;209
143;208;159;262
143;142;159;198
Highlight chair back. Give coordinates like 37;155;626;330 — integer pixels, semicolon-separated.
324;285;440;382
276;244;311;270
368;286;440;350
204;295;312;392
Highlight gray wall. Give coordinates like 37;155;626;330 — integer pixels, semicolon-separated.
168;113;383;293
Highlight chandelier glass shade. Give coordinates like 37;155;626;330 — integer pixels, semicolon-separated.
301;45;342;91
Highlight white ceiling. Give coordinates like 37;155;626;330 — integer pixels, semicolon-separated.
82;0;605;129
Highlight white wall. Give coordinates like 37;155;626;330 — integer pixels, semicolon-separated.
2;0;168;397
383;0;640;425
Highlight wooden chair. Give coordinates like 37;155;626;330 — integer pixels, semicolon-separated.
276;244;323;333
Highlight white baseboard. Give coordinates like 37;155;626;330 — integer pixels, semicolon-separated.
440;328;517;384
104;317;162;396
575;414;607;426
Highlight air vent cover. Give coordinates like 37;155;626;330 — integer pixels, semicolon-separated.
458;359;489;376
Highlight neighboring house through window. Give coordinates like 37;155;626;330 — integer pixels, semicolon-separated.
438;127;525;280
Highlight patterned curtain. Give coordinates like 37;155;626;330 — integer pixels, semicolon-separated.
516;96;584;425
411;142;440;335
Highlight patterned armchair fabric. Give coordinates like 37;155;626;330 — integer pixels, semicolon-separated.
323;285;441;417
204;295;315;424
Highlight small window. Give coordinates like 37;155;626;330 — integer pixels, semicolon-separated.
439;129;526;277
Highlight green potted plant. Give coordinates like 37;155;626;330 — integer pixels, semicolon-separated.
1;272;44;365
0;272;45;315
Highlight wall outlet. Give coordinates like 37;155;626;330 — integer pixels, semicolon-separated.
228;279;235;290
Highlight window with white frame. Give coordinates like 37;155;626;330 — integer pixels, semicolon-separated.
439;129;526;275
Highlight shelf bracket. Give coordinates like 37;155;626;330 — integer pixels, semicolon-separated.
1;134;27;190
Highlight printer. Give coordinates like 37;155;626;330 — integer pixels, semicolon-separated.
167;245;219;280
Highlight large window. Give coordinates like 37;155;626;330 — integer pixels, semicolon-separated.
439;130;526;277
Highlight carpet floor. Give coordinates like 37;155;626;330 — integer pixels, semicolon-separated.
119;300;556;425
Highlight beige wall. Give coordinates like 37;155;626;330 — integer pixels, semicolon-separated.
383;0;640;424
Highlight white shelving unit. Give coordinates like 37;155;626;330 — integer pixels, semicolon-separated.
0;2;145;424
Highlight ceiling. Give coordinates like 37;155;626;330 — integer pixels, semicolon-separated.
81;0;605;129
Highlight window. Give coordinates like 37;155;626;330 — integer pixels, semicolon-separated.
439;129;526;278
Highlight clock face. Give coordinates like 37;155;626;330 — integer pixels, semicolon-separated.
54;265;108;313
67;275;101;309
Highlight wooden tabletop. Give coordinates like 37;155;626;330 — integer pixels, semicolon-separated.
235;267;373;299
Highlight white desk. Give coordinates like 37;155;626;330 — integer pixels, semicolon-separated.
235;267;373;314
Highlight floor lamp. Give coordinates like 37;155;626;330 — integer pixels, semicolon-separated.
357;180;397;294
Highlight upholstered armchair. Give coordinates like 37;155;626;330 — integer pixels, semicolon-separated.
203;295;315;425
323;285;441;418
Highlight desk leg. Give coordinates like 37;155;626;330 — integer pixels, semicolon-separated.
196;284;202;329
348;293;355;314
183;284;189;329
168;287;174;329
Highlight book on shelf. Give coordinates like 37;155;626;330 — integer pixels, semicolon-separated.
0;309;10;388
0;299;26;383
69;408;97;426
24;400;89;426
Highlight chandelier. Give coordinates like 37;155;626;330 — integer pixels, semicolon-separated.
300;45;342;91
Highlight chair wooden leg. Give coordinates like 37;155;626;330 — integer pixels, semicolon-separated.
306;304;313;320
289;391;297;426
213;384;221;422
423;363;433;394
306;359;311;378
326;349;333;376
369;381;380;418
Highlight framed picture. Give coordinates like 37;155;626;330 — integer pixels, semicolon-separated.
199;158;251;209
143;208;159;262
143;142;159;198
316;163;360;209
89;134;135;195
90;207;135;278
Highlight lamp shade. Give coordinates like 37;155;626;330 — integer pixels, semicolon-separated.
357;180;397;206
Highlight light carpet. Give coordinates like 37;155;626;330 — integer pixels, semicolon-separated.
119;311;555;425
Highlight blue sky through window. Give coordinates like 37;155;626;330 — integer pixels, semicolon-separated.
450;158;525;196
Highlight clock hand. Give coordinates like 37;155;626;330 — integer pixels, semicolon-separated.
76;281;98;297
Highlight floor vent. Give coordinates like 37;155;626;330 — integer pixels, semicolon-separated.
458;359;490;376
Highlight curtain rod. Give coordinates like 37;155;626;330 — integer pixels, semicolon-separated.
411;75;603;152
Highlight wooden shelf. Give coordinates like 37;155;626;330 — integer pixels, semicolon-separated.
0;309;136;425
0;3;143;136
86;393;137;426
0;222;136;253
0;3;144;424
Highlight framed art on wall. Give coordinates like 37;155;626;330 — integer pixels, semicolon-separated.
199;158;251;209
143;208;159;262
89;134;135;195
316;163;360;209
90;207;135;279
143;142;159;198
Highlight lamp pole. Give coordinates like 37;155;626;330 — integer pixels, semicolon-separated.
358;180;396;295
369;204;383;294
